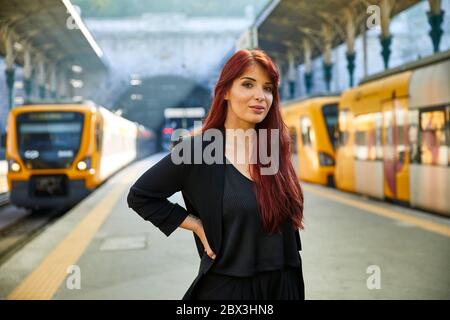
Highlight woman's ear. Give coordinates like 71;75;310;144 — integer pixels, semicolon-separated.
224;90;229;101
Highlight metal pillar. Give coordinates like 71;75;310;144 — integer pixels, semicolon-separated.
4;32;15;109
344;8;356;87
23;46;33;101
287;50;296;99
379;0;392;69
322;23;333;92
37;57;46;99
427;0;444;53
303;38;313;94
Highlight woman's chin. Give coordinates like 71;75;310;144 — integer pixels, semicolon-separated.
243;114;266;125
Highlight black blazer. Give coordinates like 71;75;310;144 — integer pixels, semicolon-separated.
127;132;302;300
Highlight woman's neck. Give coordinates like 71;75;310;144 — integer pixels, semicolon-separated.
224;117;255;131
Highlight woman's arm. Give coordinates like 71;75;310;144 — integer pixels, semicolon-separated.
127;139;191;237
127;137;216;258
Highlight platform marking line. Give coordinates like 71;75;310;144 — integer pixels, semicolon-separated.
302;185;450;238
7;178;135;300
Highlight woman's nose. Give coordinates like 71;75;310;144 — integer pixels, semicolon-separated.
254;88;266;101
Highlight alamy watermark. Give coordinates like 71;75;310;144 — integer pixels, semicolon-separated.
66;264;81;290
66;5;81;30
366;265;381;290
170;124;280;175
367;5;381;29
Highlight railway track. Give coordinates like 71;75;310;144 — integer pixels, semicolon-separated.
0;205;64;265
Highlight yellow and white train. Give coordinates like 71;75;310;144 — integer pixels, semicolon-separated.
282;96;339;186
282;50;450;216
3;101;156;210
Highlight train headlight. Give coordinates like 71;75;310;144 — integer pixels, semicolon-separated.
319;152;335;166
8;160;21;172
77;161;87;170
76;157;91;171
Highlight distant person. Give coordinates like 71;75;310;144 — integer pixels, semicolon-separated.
127;49;305;300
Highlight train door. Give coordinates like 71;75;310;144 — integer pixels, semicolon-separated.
382;101;396;198
335;108;355;192
382;97;410;201
288;126;300;177
393;98;410;201
299;115;314;182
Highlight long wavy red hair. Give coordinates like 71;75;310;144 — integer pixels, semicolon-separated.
202;49;304;233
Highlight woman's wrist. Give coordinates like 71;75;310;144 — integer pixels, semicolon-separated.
192;219;203;235
185;214;202;234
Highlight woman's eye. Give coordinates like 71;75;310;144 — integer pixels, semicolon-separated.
243;82;253;88
264;87;273;93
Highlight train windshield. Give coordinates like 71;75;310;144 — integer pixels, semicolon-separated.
322;103;338;149
16;112;84;169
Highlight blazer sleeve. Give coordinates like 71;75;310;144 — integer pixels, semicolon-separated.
127;143;190;237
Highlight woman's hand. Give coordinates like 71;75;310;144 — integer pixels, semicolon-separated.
193;221;216;260
180;214;216;259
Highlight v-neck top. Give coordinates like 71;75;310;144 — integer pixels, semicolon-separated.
209;161;302;277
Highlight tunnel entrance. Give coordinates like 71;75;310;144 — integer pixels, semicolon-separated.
116;75;211;146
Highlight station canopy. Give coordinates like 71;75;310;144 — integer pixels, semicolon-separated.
0;0;105;70
257;0;421;64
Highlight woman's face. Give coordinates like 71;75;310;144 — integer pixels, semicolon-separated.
224;63;274;129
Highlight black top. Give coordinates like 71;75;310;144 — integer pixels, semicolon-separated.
209;161;301;277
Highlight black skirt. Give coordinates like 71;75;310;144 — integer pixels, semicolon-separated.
192;266;304;300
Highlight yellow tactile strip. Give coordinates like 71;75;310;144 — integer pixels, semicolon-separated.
6;161;143;300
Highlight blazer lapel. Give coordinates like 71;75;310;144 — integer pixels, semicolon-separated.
201;129;226;256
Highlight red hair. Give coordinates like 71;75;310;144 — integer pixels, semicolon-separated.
202;49;304;233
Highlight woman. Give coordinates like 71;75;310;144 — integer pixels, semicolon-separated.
127;49;305;300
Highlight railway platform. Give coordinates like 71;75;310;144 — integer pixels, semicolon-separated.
0;153;449;300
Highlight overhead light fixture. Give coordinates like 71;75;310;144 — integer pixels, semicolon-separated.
72;65;83;73
130;79;142;86
131;94;143;101
70;79;83;88
14;96;24;105
14;42;23;51
14;81;24;89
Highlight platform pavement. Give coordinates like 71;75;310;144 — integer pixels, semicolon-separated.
0;153;449;299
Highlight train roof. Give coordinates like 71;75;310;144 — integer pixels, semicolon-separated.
282;93;340;109
359;49;450;85
21;98;98;106
9;100;105;116
11;104;96;112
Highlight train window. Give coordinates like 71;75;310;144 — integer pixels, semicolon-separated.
289;127;298;155
300;117;312;146
355;130;367;160
395;108;407;165
375;112;383;160
96;122;103;152
419;107;448;166
447;106;450;166
409;109;420;164
338;109;349;146
322;103;338;149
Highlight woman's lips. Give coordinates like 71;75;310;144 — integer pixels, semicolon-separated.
249;105;265;114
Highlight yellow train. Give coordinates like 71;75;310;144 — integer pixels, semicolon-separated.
282;96;339;186
282;50;450;216
3;101;156;210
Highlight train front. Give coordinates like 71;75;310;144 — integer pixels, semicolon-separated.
6;106;93;210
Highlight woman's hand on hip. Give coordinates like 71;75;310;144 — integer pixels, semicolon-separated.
194;222;216;260
180;214;216;259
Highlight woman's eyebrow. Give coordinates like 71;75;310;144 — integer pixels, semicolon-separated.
240;76;273;85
